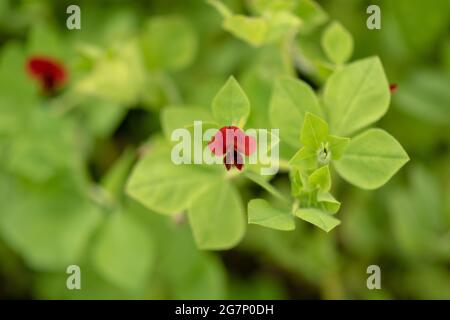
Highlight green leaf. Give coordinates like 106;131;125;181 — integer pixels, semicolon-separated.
295;208;340;232
248;199;295;231
6;109;81;182
209;0;277;46
269;77;322;148
324;57;390;136
251;0;299;13
223;15;269;47
75;41;145;105
188;181;245;250
212;76;250;127
308;165;331;192
207;0;232;17
317;191;340;214
327;135;350;160
0;174;101;271
126;144;217;215
160;224;226;299
100;148;135;199
161;106;216;140
295;0;328;34
321;21;353;64
265;12;302;43
91;210;154;291
300;112;328;148
140;16;197;71
289;146;316;171
334;129;409;190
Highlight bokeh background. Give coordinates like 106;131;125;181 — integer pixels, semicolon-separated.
0;0;449;299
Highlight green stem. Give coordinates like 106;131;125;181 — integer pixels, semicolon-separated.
277;158;292;172
291;199;299;214
88;185;115;211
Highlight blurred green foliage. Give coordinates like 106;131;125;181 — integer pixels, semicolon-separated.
0;0;449;300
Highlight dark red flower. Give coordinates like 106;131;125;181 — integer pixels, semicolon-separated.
26;56;67;93
208;126;256;171
389;83;398;93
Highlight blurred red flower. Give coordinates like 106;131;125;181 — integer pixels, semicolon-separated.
389;83;398;93
26;56;67;93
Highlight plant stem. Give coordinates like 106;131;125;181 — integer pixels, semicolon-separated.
277;158;291;172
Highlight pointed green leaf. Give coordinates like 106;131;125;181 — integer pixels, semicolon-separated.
212;76;250;127
251;0;299;14
265;12;302;43
301;112;329;148
295;0;328;34
324;57;390;136
308;165;331;192
327;135;350;160
295;208;340;232
289;146;317;171
334;129;409;190
248;199;295;231
317;191;341;214
321;21;353;64
223;15;269;47
188;181;245;250
210;0;272;46
91;210;154;291
270;77;322;148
